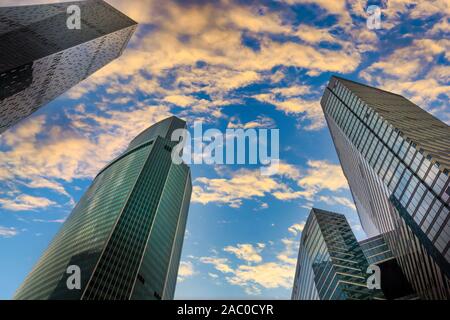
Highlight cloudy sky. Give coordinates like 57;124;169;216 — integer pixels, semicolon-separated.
0;0;448;299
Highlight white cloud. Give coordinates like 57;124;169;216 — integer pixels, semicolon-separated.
359;38;450;123
0;105;172;210
298;160;349;192
0;195;56;212
193;160;349;208
253;92;325;131
288;222;305;236
318;195;356;211
227;116;276;129
192;168;281;208
32;218;66;224
226;262;294;289
163;95;197;107
276;238;299;265
224;243;265;263
178;261;196;282
0;226;19;238
199;257;234;274
198;223;302;295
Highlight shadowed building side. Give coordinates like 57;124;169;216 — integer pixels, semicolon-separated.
0;0;137;134
291;208;383;300
320;76;450;299
359;234;416;300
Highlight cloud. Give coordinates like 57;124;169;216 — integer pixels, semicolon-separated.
192;168;281;208
178;261;196;282
199;257;234;274
227;116;276;129
272;160;349;201
244;285;262;295
318;195;356;211
360;39;449;82
226;262;294;289
224;243;265;263
0;104;171;209
32;218;66;224
382;0;450;22
51;0;363;117
253;89;325;131
0;226;19;238
163;95;197;107
193;159;348;208
298;160;349;192
22;177;71;199
0;195;56;212
287;222;305;236
351;223;363;232
359;38;449;123
198;223;302;294
276;238;300;265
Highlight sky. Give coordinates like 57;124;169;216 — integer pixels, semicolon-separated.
0;0;449;299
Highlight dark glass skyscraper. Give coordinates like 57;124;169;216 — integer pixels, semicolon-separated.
291;208;383;300
321;76;450;299
0;0;137;134
359;235;416;299
14;116;192;300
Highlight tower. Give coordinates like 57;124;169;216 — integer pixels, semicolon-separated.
0;0;137;134
320;76;450;299
291;208;383;300
14;116;192;300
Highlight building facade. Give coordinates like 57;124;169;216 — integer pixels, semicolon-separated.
320;76;450;299
291;208;383;300
14;116;192;300
0;0;137;134
360;235;416;299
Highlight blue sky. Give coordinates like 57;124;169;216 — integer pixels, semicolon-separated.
0;0;448;299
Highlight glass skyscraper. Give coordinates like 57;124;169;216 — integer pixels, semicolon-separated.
0;0;137;134
291;208;383;300
359;235;416;299
14;116;192;300
359;234;393;266
320;76;450;299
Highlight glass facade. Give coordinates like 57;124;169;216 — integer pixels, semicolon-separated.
321;76;450;299
292;208;383;300
360;235;416;300
359;234;393;266
0;0;137;134
14;116;192;300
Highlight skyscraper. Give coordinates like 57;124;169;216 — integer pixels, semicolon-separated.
14;116;192;300
320;76;450;299
291;208;383;300
359;234;416;299
0;0;137;134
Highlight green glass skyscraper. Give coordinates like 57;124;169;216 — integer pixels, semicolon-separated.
359;234;416;299
14;116;192;300
291;208;383;300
